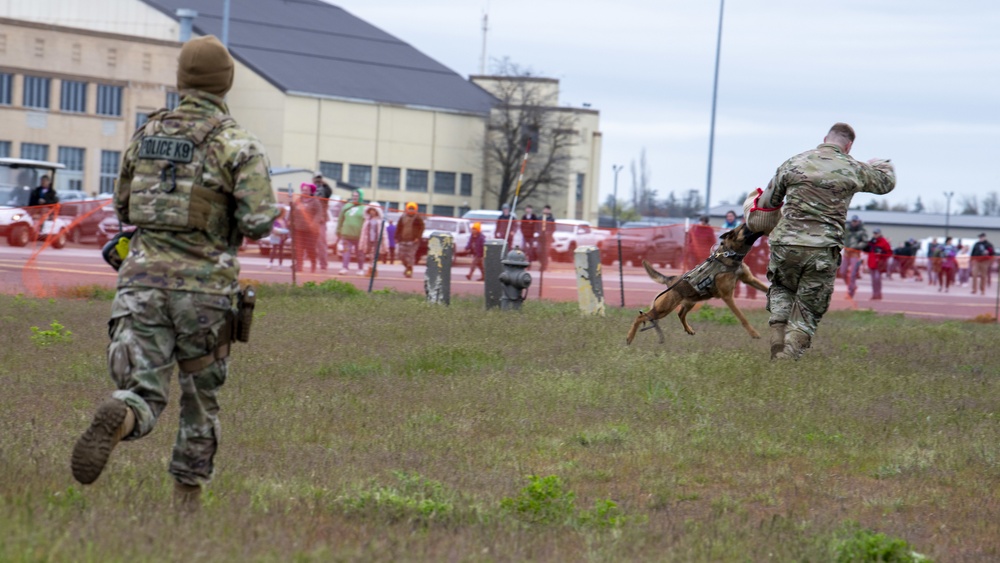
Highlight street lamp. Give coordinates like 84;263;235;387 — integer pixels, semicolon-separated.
704;0;725;216
612;164;625;308
944;191;954;238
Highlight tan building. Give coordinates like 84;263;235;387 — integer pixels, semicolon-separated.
0;0;602;220
0;17;180;194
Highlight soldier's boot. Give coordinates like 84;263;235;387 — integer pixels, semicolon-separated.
776;329;811;361
71;399;135;484
769;322;787;360
174;482;202;513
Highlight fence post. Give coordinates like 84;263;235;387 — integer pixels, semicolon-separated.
484;240;505;309
575;245;605;316
424;232;453;305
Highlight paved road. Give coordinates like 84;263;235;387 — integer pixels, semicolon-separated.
2;242;999;322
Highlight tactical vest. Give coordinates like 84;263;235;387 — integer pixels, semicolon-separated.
127;110;234;235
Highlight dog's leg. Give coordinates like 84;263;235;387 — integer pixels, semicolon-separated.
738;264;769;293
720;293;761;339
626;310;648;345
677;300;698;335
649;319;665;343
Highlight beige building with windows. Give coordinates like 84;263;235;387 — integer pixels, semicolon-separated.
0;17;180;194
0;0;602;221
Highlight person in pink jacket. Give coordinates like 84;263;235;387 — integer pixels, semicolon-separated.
358;206;388;276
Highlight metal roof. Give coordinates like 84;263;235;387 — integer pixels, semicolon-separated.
140;0;497;115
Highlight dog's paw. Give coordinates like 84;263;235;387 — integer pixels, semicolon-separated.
749;331;761;339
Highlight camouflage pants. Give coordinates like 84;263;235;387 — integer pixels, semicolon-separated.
766;245;840;337
107;287;234;486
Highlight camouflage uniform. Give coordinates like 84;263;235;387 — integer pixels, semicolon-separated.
110;90;278;485
765;143;895;355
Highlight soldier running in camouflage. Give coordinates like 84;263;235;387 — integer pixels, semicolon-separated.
762;123;896;360
71;35;279;509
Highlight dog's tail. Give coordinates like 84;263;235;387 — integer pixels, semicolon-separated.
643;260;675;286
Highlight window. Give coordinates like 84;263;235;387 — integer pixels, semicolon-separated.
433;171;456;195
406;169;428;192
96;84;123;116
458;204;470;217
377;166;400;190
60;80;87;113
0;141;10;158
57;147;85;192
0;73;11;105
21;143;48;161
23;75;51;109
522;124;540;153
136;112;149;129
100;150;121;193
348;164;371;187
417;204;427;214
166;91;180;110
575;173;585;220
432;205;455;217
319;161;342;182
460;173;472;197
385;202;401;213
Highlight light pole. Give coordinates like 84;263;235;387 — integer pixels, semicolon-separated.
944;191;954;238
613;164;625;307
704;0;725;216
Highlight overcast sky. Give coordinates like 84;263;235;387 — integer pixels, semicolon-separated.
330;0;1000;214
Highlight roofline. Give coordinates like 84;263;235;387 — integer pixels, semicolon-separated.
0;16;181;48
470;74;560;85
286;90;491;117
0;157;66;170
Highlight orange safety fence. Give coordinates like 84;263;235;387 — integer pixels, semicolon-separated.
6;204;999;308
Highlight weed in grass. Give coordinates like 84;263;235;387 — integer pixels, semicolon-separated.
500;475;576;525
574;424;628;448
833;521;932;562
29;320;72;346
334;471;465;526
576;498;625;530
402;345;504;376
689;304;738;325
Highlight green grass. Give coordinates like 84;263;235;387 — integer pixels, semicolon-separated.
1;289;998;561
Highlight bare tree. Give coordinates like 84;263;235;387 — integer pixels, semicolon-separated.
630;149;657;216
480;60;577;209
960;194;979;215
982;191;999;216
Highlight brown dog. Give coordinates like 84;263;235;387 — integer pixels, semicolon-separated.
626;224;769;344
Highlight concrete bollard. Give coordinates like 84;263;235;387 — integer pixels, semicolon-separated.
575;245;605;316
424;232;453;305
483;240;505;309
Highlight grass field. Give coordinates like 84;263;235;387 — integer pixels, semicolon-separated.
1;282;998;562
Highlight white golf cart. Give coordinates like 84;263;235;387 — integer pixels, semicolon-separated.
0;158;71;248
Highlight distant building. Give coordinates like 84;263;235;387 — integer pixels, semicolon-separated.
0;0;602;220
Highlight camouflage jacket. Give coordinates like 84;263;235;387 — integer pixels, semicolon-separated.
765;144;895;248
844;223;869;251
114;91;279;294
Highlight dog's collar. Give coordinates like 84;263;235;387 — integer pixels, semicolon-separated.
712;249;747;264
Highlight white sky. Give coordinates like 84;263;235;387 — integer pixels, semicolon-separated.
331;0;1000;214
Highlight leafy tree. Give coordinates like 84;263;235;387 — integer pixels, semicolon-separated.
478;60;577;209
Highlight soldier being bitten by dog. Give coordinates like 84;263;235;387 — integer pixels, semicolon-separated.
71;36;279;508
762;123;896;360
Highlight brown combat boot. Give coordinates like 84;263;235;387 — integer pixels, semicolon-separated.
769;322;787;360
174;482;202;513
71;399;135;484
776;329;811;360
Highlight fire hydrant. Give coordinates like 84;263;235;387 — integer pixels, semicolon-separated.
498;249;532;310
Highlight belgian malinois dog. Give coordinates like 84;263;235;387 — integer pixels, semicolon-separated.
626;224;769;344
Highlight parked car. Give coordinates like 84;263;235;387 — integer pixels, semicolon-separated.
549;220;608;262
461;209;501;239
59;196;111;244
96;206;137;247
417;216;473;263
604;221;684;268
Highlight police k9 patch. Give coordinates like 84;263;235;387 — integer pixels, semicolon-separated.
138;136;195;163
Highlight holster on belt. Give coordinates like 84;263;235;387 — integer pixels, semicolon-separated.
177;286;256;373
